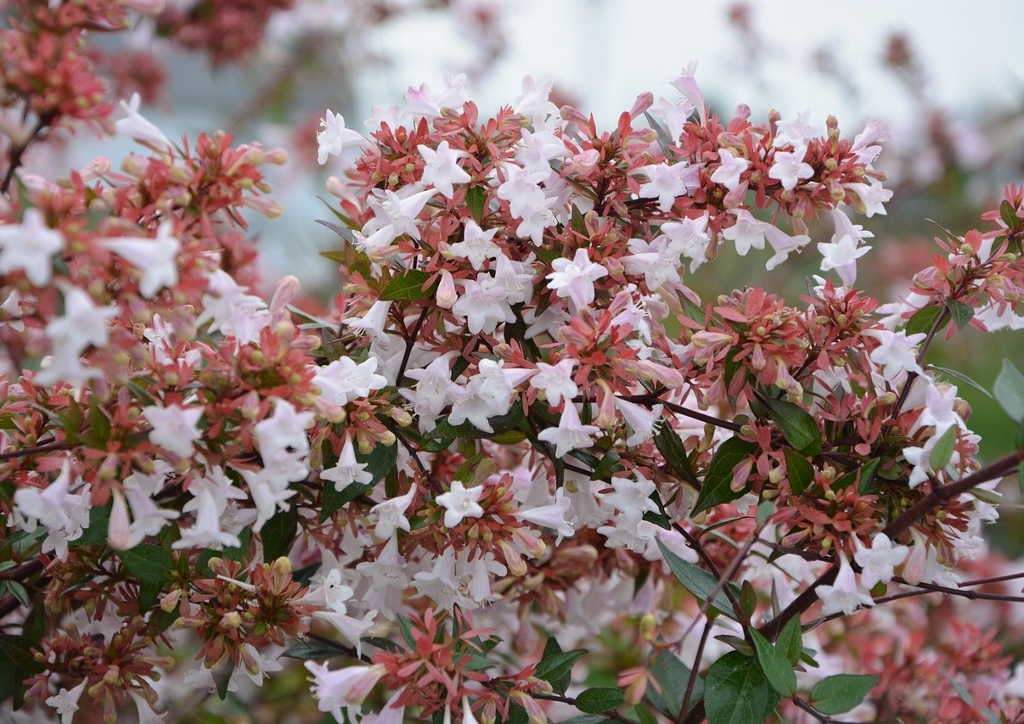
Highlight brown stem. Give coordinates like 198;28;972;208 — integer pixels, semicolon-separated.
677;617;713;724
0;440;71;461
882;449;1024;540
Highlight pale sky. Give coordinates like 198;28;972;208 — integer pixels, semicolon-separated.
366;0;1024;129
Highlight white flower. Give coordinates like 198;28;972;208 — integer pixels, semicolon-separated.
317;110;366;165
529;359;577;407
13;460;91;561
450;219;500;270
769;145;813;191
546;248;607;309
0;208;65;286
435;480;485;528
866;329;926;382
710;147;750;191
304;662;386;722
418;140;471;198
143;404;203;458
46;679;88;724
370;488;416;540
114;92;171;149
314;356;387;406
321;435;373;492
98;221;180;299
816;552;874;616
853;533;909;590
537;403;600;459
635;162;700;211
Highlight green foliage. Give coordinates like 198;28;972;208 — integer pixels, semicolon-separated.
535;636;587;695
749;629;796;697
704;651;780;724
809;674;879;715
319;440;398;522
657;539;740;620
378;269;435;301
692;437;759;516
761;397;822;457
573;687;625;714
995;359;1024;423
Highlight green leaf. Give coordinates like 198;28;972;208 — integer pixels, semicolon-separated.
467;185;487;224
905;304;947;337
761;397;821;456
379;269;435;301
755;500;776;527
261;503;298;562
574;687;625;714
645;650;694;719
315;218;356;243
692;437;759;516
929;425;958;471
740;580;757;620
776;616;803;666
655;421;700;486
75;502;111;545
656;538;739;620
534;636;587;695
119;544;173;585
635;705;659;724
809;674;878;715
783;448;814;496
946;299;974;330
749;629;796;697
927;365;993;399
214;660;234;701
0;634;43;707
995;359;1024;423
396;615;417;649
1001;199;1019;229
282;641;350;660
559;717;607;724
704;651;780;724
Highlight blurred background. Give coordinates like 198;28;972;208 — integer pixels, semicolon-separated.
54;0;1024;543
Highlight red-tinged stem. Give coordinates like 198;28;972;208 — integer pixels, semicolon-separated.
620;392;744;433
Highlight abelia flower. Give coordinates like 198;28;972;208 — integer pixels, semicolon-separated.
317;110;367;165
143;403;203;458
854;533;910;589
435;480;485;528
816;552;874;616
537;402;600;459
0;208;66;286
12;461;91;561
545;247;607;309
418;140;471;198
98;221;181;299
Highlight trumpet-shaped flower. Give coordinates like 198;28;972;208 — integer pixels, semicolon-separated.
143;403;203;458
99;221;181;298
317;110;366;165
546;247;607;309
418;140;471;198
0;208;66;286
816;552;874;616
538;403;600;459
435;480;485;528
853;533;909;589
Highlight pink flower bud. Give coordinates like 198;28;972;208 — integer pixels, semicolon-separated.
107;489;132;550
436;269;458;309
